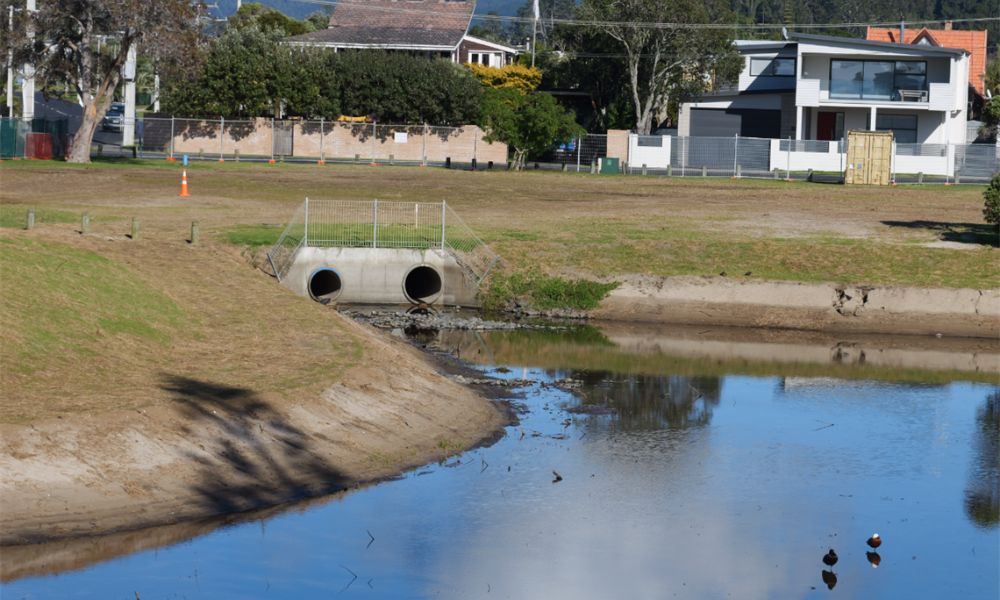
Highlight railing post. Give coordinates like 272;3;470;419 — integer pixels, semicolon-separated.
319;117;325;162
219;116;225;162
169;116;175;159
372;199;378;248
303;197;309;247
576;136;582;173
733;133;739;177
440;200;446;250
270;118;275;162
785;136;792;181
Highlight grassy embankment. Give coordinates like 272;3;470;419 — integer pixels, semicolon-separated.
3;159;997;314
0;224;363;425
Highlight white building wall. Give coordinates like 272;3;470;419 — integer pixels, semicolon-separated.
627;134;671;168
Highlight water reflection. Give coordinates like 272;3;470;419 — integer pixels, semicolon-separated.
965;391;999;528
2;321;999;599
571;372;722;431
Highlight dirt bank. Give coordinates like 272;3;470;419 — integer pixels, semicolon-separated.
0;313;507;547
593;276;1000;339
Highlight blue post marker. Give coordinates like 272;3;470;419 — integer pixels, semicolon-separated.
182;154;189;166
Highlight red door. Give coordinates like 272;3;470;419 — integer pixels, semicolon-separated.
816;112;837;141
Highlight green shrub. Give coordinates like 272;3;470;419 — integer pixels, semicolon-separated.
483;271;617;312
985;174;1000;231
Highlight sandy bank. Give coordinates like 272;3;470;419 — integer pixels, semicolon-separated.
593;276;1000;339
0;315;507;546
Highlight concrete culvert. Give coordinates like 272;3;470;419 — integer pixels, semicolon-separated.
403;265;443;304
308;268;342;303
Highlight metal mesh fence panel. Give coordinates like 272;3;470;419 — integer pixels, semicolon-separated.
955;144;1000;181
895;143;947;157
779;139;833;153
269;199;499;284
667;136;772;177
1;118;28;158
444;205;499;283
266;202;306;281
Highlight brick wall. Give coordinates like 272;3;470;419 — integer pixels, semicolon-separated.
167;119;507;164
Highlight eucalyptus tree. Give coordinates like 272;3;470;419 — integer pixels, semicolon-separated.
14;0;200;162
577;0;741;134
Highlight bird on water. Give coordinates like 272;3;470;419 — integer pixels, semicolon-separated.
822;549;839;569
867;533;882;550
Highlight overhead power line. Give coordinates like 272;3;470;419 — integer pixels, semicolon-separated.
281;0;999;31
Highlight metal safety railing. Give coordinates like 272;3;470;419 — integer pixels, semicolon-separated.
266;199;499;285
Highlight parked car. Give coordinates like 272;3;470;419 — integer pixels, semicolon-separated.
101;102;125;133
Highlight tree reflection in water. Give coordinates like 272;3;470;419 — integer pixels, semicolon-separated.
965;391;999;529
570;371;722;431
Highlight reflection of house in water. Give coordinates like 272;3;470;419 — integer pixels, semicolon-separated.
965;392;999;529
573;373;722;431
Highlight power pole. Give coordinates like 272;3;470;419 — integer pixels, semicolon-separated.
122;44;136;146
21;0;36;121
531;0;538;68
6;5;13;116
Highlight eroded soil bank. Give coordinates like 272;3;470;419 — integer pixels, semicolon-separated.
0;314;507;546
593;276;1000;339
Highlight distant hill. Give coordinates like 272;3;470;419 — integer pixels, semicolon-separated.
208;0;526;21
207;0;329;20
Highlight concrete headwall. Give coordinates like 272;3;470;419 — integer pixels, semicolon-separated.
165;119;507;164
283;247;480;307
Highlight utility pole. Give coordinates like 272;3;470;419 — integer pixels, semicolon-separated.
531;0;538;68
6;5;13;116
122;44;136;146
21;0;36;121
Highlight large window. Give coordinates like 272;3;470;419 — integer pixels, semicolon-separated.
829;59;927;101
750;57;795;77
876;114;918;143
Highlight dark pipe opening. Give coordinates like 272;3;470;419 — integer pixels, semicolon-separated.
309;268;342;303
403;265;442;304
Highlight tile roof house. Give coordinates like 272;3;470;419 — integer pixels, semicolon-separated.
287;0;518;65
866;23;989;97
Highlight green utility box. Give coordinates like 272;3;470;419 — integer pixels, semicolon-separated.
600;157;620;174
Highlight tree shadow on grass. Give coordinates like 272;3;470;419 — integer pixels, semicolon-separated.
160;374;348;516
880;220;999;247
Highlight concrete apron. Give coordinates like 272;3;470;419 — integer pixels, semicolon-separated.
282;247;480;307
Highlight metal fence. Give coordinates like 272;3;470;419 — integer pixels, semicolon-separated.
3;113;998;183
267;199;499;285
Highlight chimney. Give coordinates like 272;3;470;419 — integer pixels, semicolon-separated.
944;20;953;30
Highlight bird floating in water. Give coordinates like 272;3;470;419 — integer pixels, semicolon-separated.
821;569;838;590
866;551;882;568
867;533;882;549
822;549;839;568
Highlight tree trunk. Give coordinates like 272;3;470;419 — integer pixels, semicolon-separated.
69;104;101;163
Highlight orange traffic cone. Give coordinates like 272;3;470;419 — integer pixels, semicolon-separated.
179;170;190;197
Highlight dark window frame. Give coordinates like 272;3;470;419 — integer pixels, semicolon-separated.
875;113;918;143
749;57;796;77
828;59;928;101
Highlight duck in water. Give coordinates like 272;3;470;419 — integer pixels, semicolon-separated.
822;549;839;569
867;533;882;550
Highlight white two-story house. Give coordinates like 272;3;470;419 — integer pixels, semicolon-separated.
680;32;971;145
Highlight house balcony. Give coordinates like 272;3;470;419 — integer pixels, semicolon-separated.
796;79;955;112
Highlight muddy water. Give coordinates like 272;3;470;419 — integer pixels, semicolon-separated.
3;323;998;599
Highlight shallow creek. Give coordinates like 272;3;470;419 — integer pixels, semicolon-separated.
3;318;998;599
